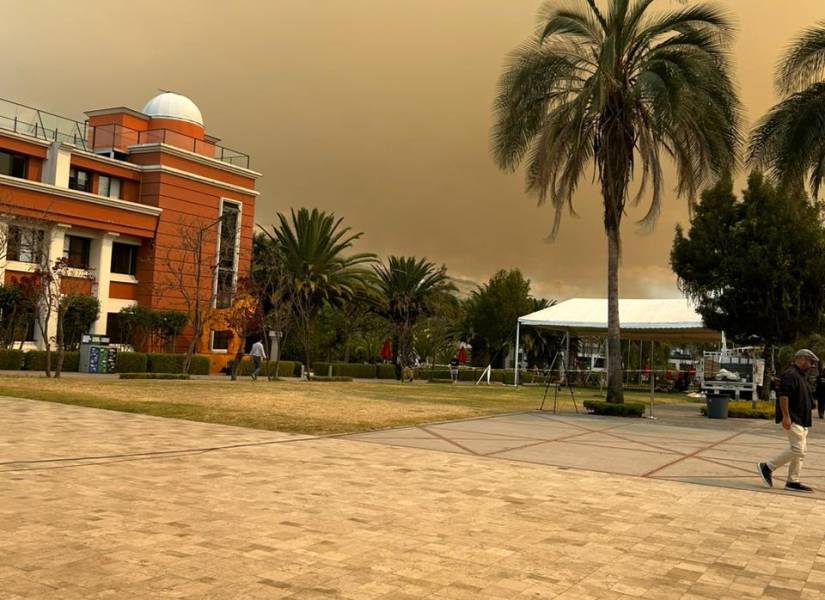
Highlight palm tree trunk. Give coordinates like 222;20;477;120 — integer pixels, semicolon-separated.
606;225;624;403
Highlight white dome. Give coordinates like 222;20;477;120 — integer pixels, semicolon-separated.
142;92;203;126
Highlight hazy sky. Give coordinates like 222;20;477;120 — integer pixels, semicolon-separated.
2;0;822;300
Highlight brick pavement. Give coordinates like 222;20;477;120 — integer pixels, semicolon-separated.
3;397;825;599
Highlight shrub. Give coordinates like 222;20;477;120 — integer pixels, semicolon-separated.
25;350;79;372
427;378;455;384
228;359;300;378
376;364;397;380
334;363;378;379
700;401;774;419
0;349;24;370
583;400;645;418
119;373;191;380
115;352;148;373
312;362;334;377
146;353;210;375
309;375;353;382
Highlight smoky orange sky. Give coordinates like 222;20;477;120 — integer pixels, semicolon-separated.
1;0;821;300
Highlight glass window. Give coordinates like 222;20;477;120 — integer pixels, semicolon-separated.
215;202;240;308
68;167;91;192
7;226;44;263
63;235;91;269
98;175;121;199
110;242;137;275
0;150;26;178
211;330;230;351
105;312;125;345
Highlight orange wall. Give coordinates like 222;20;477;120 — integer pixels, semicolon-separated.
60;276;93;296
109;281;138;300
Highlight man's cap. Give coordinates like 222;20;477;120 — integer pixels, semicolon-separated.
795;348;820;362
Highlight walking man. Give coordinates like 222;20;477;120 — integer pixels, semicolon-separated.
250;337;266;381
758;349;819;493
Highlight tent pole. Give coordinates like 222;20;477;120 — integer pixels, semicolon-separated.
650;339;655;418
514;321;520;388
564;331;571;385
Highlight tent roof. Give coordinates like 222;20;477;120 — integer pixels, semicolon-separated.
518;298;720;342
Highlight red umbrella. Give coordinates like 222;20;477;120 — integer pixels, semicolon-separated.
380;338;393;361
457;346;467;364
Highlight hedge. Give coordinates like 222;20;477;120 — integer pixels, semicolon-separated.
229;359;301;378
335;363;379;379
309;375;353;382
376;364;397;380
119;373;191;380
700;401;774;419
427;378;455;384
25;351;79;372
115;352;148;373
146;353;210;375
583;400;645;417
0;349;24;370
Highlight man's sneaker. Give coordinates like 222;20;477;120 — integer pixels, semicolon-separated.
785;482;814;493
757;462;773;488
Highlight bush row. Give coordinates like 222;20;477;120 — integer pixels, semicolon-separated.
312;362;397;380
0;349;210;374
700;401;774;419
583;400;646;418
119;373;191;380
309;375;353;382
227;359;302;378
414;367;545;385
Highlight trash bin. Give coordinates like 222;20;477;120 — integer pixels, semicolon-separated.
706;394;729;419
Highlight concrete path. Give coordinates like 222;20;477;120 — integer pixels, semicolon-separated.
346;405;825;496
4;397;825;599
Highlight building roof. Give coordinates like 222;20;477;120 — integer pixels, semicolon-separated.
518;298;720;342
142;92;203;126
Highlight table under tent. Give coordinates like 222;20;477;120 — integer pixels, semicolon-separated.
514;298;722;414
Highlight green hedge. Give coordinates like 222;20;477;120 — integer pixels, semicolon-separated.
427;378;455;384
583;400;645;417
25;351;79;372
700;401;774;419
146;353;210;375
115;352;148;373
334;363;378;378
0;349;24;370
376;364;397;380
119;373;191;380
229;359;300;378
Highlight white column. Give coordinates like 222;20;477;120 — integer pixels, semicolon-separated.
0;221;8;285
90;233;117;335
37;224;70;349
42;142;71;188
513;322;520;387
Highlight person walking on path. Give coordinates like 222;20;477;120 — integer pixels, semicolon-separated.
758;349;819;493
250;338;267;381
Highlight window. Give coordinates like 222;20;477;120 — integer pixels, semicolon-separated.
105;312;126;345
110;242;137;275
63;235;91;269
211;330;230;351
0;150;26;178
7;226;44;263
68;167;91;192
215;202;240;308
98;175;121;199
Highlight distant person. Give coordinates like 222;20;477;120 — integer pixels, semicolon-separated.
250;338;267;381
816;366;825;419
449;356;460;383
758;349;819;493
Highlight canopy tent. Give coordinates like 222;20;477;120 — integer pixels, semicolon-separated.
517;298;720;343
513;298;721;387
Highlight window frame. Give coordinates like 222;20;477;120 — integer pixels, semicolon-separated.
63;235;92;269
0;149;27;179
68;167;92;193
213;199;242;309
7;225;45;264
210;329;231;353
110;241;138;276
98;174;122;199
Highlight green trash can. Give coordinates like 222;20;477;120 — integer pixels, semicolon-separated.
707;394;729;419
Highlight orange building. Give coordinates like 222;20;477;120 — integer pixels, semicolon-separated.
0;92;260;370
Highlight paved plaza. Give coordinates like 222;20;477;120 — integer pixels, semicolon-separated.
4;397;825;599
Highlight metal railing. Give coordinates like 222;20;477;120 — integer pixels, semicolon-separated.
0;97;251;169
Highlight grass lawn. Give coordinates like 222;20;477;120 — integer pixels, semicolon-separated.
0;376;684;435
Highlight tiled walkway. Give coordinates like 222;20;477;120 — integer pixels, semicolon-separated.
346;406;825;495
4;397;825;599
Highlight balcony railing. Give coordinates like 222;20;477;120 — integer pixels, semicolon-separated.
0;97;251;169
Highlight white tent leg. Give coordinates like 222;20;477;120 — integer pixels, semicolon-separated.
514;322;520;387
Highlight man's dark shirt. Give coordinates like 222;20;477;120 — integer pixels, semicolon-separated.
775;364;814;427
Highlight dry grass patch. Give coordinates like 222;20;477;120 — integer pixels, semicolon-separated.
0;376;678;435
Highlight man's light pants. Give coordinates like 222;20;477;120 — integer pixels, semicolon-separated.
768;423;808;483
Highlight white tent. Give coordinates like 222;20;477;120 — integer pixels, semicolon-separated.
514;298;720;385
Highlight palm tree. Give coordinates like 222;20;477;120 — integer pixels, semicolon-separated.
373;256;456;374
750;23;825;195
262;208;377;374
491;0;740;402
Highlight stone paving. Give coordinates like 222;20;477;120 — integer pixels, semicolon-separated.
4;397;825;599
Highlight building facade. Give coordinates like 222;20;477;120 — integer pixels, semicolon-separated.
0;92;259;370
